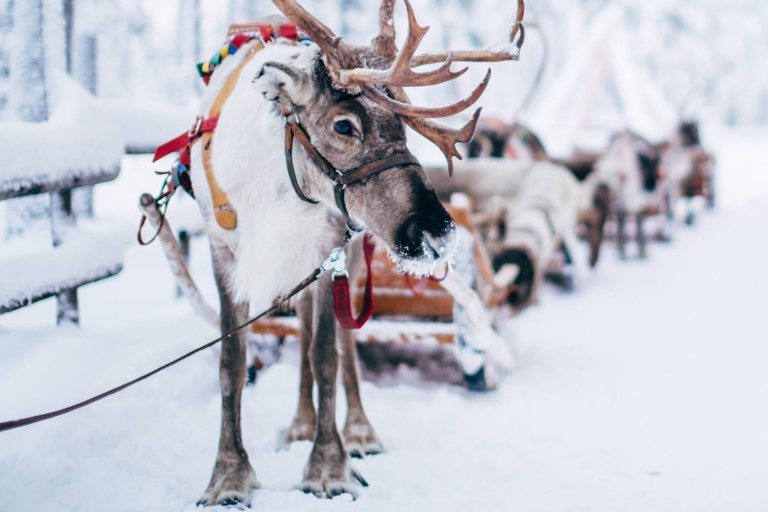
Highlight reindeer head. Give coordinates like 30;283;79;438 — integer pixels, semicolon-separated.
254;0;524;274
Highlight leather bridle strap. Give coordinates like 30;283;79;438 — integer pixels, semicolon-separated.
282;110;421;223
284;121;319;204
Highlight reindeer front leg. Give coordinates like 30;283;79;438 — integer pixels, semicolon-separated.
199;242;259;507
300;273;368;498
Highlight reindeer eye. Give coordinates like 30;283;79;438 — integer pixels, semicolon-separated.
334;119;354;136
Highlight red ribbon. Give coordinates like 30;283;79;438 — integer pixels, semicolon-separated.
333;235;375;330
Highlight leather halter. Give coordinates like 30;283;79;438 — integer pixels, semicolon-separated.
282;107;421;226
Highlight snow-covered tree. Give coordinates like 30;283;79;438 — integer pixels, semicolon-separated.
9;0;47;121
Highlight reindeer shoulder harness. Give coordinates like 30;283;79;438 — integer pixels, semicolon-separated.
153;23;306;230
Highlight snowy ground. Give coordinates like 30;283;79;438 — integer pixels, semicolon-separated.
1;126;767;512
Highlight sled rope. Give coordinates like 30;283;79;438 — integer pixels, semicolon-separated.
0;238;349;434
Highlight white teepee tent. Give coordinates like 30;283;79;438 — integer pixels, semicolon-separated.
523;5;678;158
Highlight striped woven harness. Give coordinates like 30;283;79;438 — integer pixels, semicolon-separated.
152;23;308;230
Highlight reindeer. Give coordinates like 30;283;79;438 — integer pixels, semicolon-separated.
584;130;663;260
466;117;548;161
183;0;524;505
658;120;716;226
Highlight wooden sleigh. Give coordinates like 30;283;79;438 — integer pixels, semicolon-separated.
249;193;520;390
140;191;520;390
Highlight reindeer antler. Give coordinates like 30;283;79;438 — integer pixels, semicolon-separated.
340;1;467;88
270;0;525;173
371;0;397;62
390;86;482;176
411;0;526;66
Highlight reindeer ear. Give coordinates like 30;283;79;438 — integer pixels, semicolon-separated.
252;61;313;109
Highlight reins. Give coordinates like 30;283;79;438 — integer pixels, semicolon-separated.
0;230;361;434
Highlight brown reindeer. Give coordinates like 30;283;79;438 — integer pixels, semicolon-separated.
190;0;525;506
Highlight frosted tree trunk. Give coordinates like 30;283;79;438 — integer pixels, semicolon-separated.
65;0;95;217
43;0;66;80
75;33;97;94
62;0;73;73
9;0;47;122
177;0;202;96
0;2;14;113
5;0;49;240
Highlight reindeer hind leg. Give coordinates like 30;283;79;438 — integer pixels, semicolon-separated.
616;207;628;260
637;212;647;259
339;238;383;458
340;327;384;458
300;274;367;499
280;291;317;447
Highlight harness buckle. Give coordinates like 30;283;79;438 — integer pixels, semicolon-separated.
188;116;204;137
284;112;300;126
321;246;349;280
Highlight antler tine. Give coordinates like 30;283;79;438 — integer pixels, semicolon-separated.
340;0;467;88
361;68;490;118
405;109;482;176
271;0;358;68
371;0;397;61
411;0;525;67
387;85;481;175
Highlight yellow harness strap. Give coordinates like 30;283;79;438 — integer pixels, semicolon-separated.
201;43;264;230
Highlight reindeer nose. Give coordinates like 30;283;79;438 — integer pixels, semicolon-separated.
395;209;455;261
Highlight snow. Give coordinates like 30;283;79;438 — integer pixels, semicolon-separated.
0;126;766;511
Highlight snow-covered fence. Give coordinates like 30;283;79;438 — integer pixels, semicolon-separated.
0;162;124;324
0;0;124;325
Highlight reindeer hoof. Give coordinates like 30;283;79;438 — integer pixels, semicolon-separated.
299;439;368;499
198;460;259;508
463;366;491;391
278;417;316;449
298;466;368;499
196;495;249;509
344;420;384;458
246;364;258;386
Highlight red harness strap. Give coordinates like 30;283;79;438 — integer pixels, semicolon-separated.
153;116;219;165
333;235;376;330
